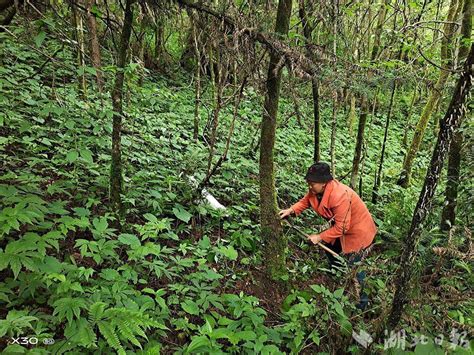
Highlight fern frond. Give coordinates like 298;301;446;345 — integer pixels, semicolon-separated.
98;321;125;355
116;318;142;348
88;302;106;323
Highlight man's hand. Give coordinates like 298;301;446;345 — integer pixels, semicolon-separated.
308;233;322;244
279;208;294;219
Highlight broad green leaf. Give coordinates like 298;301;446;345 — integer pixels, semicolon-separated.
173;204;192;223
66;150;78;163
186;335;210;353
34;31;46;47
217;246;238;261
181;300;200;315
118;234;141;248
80;148;94;164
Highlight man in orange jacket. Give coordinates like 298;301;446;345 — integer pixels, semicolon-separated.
279;162;377;309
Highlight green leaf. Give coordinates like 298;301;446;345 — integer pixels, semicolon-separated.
143;213;158;223
338;316;352;337
181;300;200;315
173;204;192;223
333;288;344;299
34;31;46;47
217;245;238;261
66;150;79;163
236;330;256;340
92;217;108;233
118;234;141;248
80;148;94;164
186;335;210;353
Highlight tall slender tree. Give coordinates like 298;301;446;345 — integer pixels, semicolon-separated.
110;0;134;219
329;0;338;175
372;79;397;203
350;0;389;189
71;0;87;96
84;0;103;92
298;0;321;162
441;0;472;230
386;43;473;331
260;0;292;279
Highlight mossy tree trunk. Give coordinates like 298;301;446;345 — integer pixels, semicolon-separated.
386;43;473;332
110;0;134;219
350;95;368;189
260;0;292;280
441;0;472;230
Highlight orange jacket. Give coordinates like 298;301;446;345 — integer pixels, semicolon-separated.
290;179;377;254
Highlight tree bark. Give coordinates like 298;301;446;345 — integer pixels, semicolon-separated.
370;0;390;60
71;0;87;96
330;91;338;175
398;0;460;187
84;0;103;92
372;80;397;203
311;77;321;162
192;15;202;141
0;0;15;28
386;43;473;332
206;43;226;176
298;0;320;162
347;93;356;136
329;0;338;175
441;0;472;231
110;0;134;218
260;0;292;280
402;86;418;148
350;95;368;189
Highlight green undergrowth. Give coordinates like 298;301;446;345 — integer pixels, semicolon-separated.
0;22;472;354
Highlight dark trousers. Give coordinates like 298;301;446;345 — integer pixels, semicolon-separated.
323;239;368;309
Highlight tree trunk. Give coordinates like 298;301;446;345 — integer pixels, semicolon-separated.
347;93;356;136
260;0;292;280
71;1;87;96
372;80;397;203
136;7;146;87
155;18;164;62
330;91;338;175
192;15;202;141
386;43;473;332
398;0;460;187
206;43;225;176
311;78;321;162
440;131;463;230
329;0;338;175
370;0;390;60
350;0;387;189
402;86;418;148
85;0;103;92
110;0;134;218
298;0;321;162
350;95;368;189
0;1;16;28
441;0;472;231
